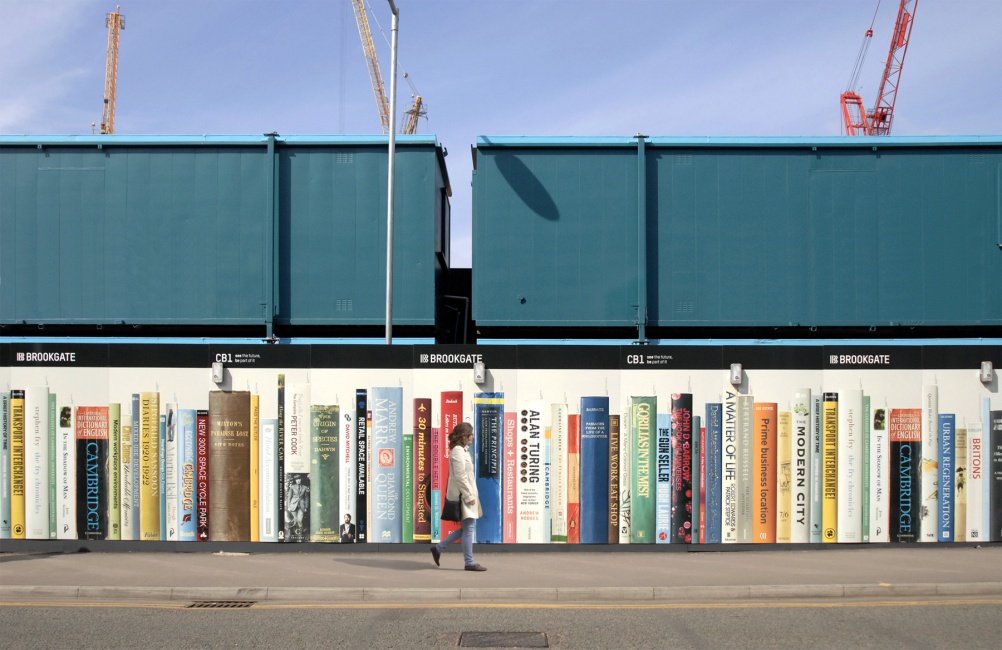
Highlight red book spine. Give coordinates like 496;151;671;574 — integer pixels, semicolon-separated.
699;424;707;543
567;414;581;544
440;391;463;540
196;409;209;541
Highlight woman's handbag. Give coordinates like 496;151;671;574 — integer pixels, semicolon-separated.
441;498;462;522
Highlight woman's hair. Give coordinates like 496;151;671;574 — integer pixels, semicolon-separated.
448;421;474;449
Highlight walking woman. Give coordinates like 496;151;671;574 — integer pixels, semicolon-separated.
431;422;486;571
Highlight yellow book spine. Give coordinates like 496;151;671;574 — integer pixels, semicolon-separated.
822;394;838;543
140;392;161;541
10;391;26;539
777;411;792;543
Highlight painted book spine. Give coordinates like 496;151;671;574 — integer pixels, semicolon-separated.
48;394;56;539
0;393;9;539
736;395;754;544
836;389;863;543
919;385;939;542
821;392;838;543
430;424;442;544
889;408;921;543
862;396;871;543
655;412;672;545
938;413;955;542
178;409;197;542
284;383;312;543
567;413;580;544
120;412;133;541
195;409;209;541
580;396;609;544
790;390;811;544
164;404;178;541
310;404;340;543
208;391;252;541
549;402;568;543
608;413;620;544
139;392;160;541
24;386;50;539
966;422;983;541
516;400;546;543
159;415;166;539
473;392;503;544
371;386;403;544
56;404;76;539
107;403;121;541
810;394;823;543
776;410;792;544
276;375;286;542
619;406;631;544
9;390;25;539
721;389;739;543
503;410;517;544
75;405;109;539
259;417;278;542
630;396;656;543
130;394;140;541
355;388;368;543
753;402;777;544
340;408;356;542
413;398;433;543
954;425;967;542
989;410;1002;542
250;394;260;543
670;393;693;544
693;414;703;544
705;403;723;544
402;404;414;545
870;404;889;543
440;390;464;542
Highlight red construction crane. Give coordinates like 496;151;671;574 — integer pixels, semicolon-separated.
840;0;917;136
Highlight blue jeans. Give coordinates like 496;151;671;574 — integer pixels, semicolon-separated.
435;517;476;566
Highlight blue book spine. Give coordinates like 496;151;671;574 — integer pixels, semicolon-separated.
473;392;504;543
131;394;141;540
655;412;672;544
579;396;609;544
705;403;722;544
178;409;197;541
938;413;955;542
370;387;402;543
159;414;166;540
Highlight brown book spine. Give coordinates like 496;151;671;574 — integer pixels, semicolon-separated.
208;391;252;542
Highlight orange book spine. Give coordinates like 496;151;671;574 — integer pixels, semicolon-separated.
753;403;777;543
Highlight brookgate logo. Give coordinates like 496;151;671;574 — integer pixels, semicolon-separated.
419;353;483;365
16;351;77;362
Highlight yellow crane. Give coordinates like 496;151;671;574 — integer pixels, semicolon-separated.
99;6;125;134
350;0;425;134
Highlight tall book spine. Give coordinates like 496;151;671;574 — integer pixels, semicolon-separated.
862;397;872;542
670;393;693;544
473;392;503;543
776;410;792;544
753;402;777;544
178;409;197;542
836;389;863;543
608;413;620;544
630;396;656;543
56;404;76;539
889;408;921;542
790;390;811;544
439;390;463;542
195;409;209;541
340;408;356;542
139;392;161;541
430;424;442;544
130;394;140;540
580;396;609;544
209;391;252;541
549;402;569;543
983;398;992;537
567;413;580;544
655;412;672;545
503;410;517;544
821;392;838;543
259;417;278;542
164;404;178;541
870;405;889;542
250;394;260;543
120;412;133;541
107;403;121;540
966;422;984;541
919;385;939;542
938;413;955;542
619;406;632;544
721;389;738;543
24;386;50;539
402;404;414;545
48;394;56;539
276;375;286;542
75;405;109;539
159;414;166;539
516;400;546;543
355;388;368;543
989;410;1002;542
0;393;9;539
284;383;312;543
809;394;823;543
310;404;340;543
736;394;754;543
693;414;703;544
413;398;432;543
705;403;722;544
9;390;25;539
954;425;967;542
371;386;403;543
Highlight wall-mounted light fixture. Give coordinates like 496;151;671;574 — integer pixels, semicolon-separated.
212;361;224;384
473;361;486;385
729;363;742;386
981;360;994;383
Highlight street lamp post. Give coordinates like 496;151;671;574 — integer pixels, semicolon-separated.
385;0;398;344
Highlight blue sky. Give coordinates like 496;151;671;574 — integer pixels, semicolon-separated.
2;0;1000;268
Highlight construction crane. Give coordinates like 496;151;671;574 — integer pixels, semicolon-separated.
99;6;125;135
350;0;425;134
840;0;917;136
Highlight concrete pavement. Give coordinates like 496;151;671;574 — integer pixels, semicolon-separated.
1;544;1000;604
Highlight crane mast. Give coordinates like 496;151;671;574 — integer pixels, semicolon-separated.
840;0;917;136
100;6;125;135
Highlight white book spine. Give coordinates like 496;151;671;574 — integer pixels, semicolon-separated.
790;389;811;544
837;389;863;542
121;410;133;541
259;418;278;542
870;403;890;542
966;421;984;541
284;384;312;474
549;403;568;542
619;405;632;544
809;394;824;543
340;409;355;525
164;404;178;541
721;388;739;543
919;385;939;541
736;394;754;543
516;400;546;543
24;386;50;539
982;397;991;537
56;411;76;539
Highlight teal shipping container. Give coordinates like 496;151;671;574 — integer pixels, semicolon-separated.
472;136;1001;337
0;134;451;337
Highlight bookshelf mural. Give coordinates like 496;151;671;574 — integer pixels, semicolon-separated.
1;341;999;545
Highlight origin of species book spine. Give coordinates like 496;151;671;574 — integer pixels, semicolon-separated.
75;405;109;539
310;404;340;543
208;391;252;541
473;392;504;544
579;396;610;544
516;400;546;543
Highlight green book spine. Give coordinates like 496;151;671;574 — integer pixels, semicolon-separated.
862;396;871;543
108;403;122;540
48;393;57;539
630;396;656;543
402;421;414;544
309;405;340;543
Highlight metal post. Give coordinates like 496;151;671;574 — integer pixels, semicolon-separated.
636;134;648;344
385;0;398;344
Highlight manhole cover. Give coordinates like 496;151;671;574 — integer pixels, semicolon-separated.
186;601;256;609
459;632;548;648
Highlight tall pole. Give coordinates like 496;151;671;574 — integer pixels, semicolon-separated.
385;0;398;344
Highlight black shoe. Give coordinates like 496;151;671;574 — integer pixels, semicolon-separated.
464;563;487;572
430;547;441;567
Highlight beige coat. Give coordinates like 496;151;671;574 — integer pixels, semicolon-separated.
445;444;482;520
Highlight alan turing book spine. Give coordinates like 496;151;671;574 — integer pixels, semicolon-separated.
579;396;609;545
516;400;546;544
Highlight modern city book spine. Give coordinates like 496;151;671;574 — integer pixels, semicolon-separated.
178;409;197;542
284;383;312;543
208;391;252;541
550;402;569;543
919;385;939;542
790;390;811;544
836;389;863;543
580;396;609;544
966;422;984;541
195;409;209;541
56;404;75;539
721;389;738;543
655;412;672;545
776;410;792;543
355;388;368;543
938;413;955;542
670;393;693;544
413;398;433;543
9;389;25;539
259;417;278;542
705;402;723;544
107;403;121;540
371;386;403;543
516;400;546;543
608;413;621;544
821;392;838;543
24;386;50;539
310;404;340;543
567;413;580;544
630;396;656;543
75;405;108;540
503;410;517;544
889;408;921;542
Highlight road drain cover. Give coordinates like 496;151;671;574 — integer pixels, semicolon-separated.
186;601;256;609
460;632;548;648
